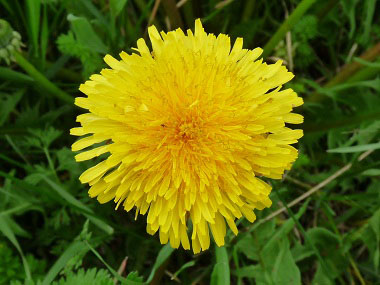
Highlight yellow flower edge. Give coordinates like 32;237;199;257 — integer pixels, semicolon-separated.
71;19;303;253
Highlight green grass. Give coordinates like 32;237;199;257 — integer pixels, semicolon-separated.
1;0;380;284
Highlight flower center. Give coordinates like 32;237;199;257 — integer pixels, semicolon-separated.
175;120;203;143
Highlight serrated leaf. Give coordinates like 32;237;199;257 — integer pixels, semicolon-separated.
67;14;108;54
56;32;103;77
56;147;80;175
53;268;114;285
27;127;62;149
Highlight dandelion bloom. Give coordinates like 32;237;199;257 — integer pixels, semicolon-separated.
71;19;303;253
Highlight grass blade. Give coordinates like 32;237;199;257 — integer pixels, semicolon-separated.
146;244;174;283
0;67;34;83
85;241;142;284
40;175;114;235
40;3;49;66
172;260;196;280
25;0;41;56
110;0;128;18
42;240;88;285
0;216;32;281
328;142;380;153
263;0;316;58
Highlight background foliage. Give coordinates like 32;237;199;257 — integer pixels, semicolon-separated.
1;0;380;284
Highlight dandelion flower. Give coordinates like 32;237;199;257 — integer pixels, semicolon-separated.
71;19;303;253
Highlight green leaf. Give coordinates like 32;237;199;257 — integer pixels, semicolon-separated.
359;0;376;44
264;201;308;251
39;174;89;213
294;228;348;282
211;246;230;285
85;241;141;284
273;239;301;284
362;209;380;273
235;219;275;261
361;169;380;176
341;0;360;38
126;271;143;282
110;0;128;18
262;0;317;57
293;15;318;41
28;127;62;148
146;244;174;283
0;216;31;281
0;203;34;218
42;240;89;285
171;260;195;280
77;0;110;29
0;90;24;126
232;265;256;278
56;32;103;77
0;0;12;13
0;68;33;84
0;171;112;239
67;14;108;54
328;78;380;92
40;175;114;235
52;268;113;285
353;57;380;68
249;202;309;285
327;141;380;153
56;147;80;175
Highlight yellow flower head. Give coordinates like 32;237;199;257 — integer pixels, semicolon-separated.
71;19;303;253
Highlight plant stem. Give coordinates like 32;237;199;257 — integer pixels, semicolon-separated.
214;246;230;285
13;51;74;104
43;147;59;181
262;0;316;58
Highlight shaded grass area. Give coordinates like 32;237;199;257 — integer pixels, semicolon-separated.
1;0;380;284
